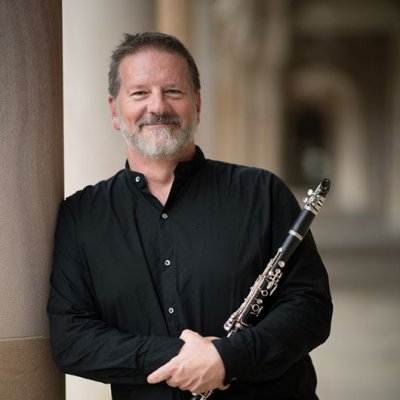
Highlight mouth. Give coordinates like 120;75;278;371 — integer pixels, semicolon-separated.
141;122;178;127
138;114;181;129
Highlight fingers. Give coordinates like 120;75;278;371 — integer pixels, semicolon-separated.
180;329;219;343
147;360;194;390
148;329;226;393
147;362;172;384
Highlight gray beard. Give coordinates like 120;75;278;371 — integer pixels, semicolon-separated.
119;115;196;160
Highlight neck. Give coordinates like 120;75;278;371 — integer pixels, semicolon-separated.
126;143;196;205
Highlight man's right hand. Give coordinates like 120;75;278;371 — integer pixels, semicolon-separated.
147;329;229;394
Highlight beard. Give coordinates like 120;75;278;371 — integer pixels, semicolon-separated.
118;110;197;160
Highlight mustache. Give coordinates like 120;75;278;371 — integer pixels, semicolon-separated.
137;113;181;127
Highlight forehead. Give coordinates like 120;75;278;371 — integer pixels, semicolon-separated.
119;49;191;87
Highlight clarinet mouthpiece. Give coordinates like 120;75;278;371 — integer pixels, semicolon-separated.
319;178;331;196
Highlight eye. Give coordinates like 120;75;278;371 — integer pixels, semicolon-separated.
165;89;184;98
130;90;148;98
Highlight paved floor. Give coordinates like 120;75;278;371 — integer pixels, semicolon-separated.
311;215;400;400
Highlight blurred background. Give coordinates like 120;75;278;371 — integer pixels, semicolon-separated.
2;0;399;399
61;0;400;398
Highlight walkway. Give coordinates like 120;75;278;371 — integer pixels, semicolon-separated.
311;215;400;400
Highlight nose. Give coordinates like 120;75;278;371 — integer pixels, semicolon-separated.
147;89;170;115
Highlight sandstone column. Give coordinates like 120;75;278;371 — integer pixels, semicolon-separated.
0;0;65;399
387;33;400;232
156;0;193;48
62;1;155;399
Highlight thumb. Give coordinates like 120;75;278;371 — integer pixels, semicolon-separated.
179;328;198;341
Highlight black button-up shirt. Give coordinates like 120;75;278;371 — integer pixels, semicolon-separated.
48;147;332;399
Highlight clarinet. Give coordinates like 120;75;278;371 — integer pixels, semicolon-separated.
190;178;331;400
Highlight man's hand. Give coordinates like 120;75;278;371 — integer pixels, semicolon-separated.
147;329;229;394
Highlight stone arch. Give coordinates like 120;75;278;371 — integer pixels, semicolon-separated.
287;65;369;214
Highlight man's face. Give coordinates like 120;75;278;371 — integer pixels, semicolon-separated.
109;49;201;160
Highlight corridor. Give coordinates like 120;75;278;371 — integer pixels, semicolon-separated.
311;215;400;399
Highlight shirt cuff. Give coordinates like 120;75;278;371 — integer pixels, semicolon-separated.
212;336;251;385
143;336;184;373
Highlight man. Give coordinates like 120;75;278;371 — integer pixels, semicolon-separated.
48;32;332;400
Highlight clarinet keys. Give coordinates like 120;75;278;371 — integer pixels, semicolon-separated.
251;299;263;314
201;180;331;400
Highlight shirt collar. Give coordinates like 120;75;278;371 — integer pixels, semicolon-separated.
174;145;205;179
124;145;205;189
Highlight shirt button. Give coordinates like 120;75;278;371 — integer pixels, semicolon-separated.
161;213;168;219
168;307;174;314
164;259;171;266
135;176;141;183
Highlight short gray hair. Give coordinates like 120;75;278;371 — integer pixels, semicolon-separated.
108;32;201;98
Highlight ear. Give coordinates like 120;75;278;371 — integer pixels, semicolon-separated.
108;96;121;131
195;91;201;125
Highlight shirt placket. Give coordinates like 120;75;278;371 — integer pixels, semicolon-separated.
158;209;181;336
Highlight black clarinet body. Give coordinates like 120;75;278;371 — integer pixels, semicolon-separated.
190;179;331;400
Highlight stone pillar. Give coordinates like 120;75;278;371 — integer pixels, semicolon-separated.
213;0;289;173
214;40;248;165
213;0;259;166
331;89;369;214
0;1;65;399
63;0;154;197
156;0;193;48
387;33;400;232
252;0;289;174
62;2;154;399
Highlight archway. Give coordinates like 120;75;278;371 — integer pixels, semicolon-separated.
286;65;369;214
